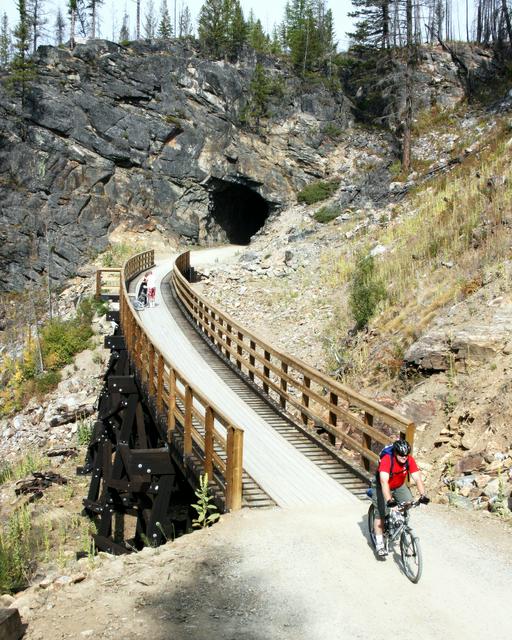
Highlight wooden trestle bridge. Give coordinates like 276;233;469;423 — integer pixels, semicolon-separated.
84;249;415;553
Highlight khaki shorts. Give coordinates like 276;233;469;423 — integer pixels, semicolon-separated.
371;479;413;519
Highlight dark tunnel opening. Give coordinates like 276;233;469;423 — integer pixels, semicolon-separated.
208;181;271;245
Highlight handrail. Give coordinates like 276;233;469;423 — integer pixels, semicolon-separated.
118;250;244;511
172;251;415;475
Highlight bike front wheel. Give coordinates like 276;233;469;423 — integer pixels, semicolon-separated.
400;529;422;583
367;504;377;548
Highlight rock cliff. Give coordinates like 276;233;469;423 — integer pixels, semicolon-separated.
0;39;353;290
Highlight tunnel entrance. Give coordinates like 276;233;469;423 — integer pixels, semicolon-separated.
207;181;271;245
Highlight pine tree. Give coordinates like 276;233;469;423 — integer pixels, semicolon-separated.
7;0;35;106
143;0;158;38
347;0;391;50
226;0;246;60
0;13;11;66
87;0;104;38
135;0;141;39
158;0;172;39
54;8;66;45
75;0;89;38
178;4;192;38
247;11;268;52
198;0;226;58
27;0;47;53
283;0;324;74
119;9;130;41
68;0;77;48
269;25;283;54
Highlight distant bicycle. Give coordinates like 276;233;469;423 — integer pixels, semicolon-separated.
368;499;423;583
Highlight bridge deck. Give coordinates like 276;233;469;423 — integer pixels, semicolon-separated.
132;254;359;508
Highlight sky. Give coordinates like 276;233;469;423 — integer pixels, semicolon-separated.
3;0;356;50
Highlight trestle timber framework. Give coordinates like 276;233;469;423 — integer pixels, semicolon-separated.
87;252;244;554
171;251;416;477
82;322;178;554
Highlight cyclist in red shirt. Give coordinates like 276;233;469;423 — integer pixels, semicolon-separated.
371;439;429;558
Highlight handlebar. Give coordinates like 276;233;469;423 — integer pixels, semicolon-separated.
396;499;422;511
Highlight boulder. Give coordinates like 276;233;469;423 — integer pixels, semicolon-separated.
456;453;486;474
0;608;23;640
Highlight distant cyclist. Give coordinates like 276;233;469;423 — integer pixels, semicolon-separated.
371;439;430;558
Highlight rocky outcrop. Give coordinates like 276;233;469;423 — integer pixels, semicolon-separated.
0;39;353;291
404;288;512;372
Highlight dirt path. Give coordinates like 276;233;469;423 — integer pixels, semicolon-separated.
18;502;512;640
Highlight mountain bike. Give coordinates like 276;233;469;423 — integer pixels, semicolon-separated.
368;499;423;583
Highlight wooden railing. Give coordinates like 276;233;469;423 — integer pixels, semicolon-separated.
119;250;244;511
172;251;415;476
96;268;122;300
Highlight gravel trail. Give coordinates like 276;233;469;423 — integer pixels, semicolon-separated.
20;502;512;640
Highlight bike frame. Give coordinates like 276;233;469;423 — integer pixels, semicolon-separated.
384;500;419;550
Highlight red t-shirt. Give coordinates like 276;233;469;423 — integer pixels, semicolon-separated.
378;454;419;490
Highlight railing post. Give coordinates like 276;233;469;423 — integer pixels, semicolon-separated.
210;310;216;342
204;407;214;479
226;427;243;511
95;270;102;299
249;340;256;381
301;375;311;425
167;369;177;435
263;351;270;394
329;392;338;446
148;343;155;398
226;323;232;359
156;354;164;414
217;318;224;350
237;331;243;370
363;412;373;472
406;423;415;454
184;385;193;455
280;362;288;409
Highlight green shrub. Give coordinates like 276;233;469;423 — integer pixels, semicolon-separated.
314;205;341;223
41;317;92;370
322;123;343;140
0;506;33;593
389;160;402;177
349;253;387;330
77;415;94;446
0;298;96;417
0;451;47;486
192;474;220;529
297;179;339;205
101;242;141;268
33;370;61;394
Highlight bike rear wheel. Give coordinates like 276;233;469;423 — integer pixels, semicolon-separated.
367;504;377;548
400;529;422;583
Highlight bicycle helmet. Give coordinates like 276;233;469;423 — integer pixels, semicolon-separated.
392;438;411;457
